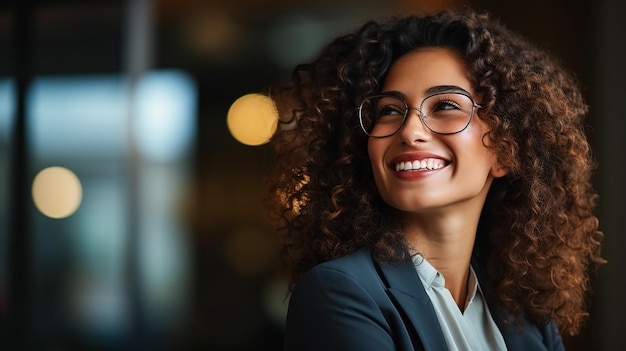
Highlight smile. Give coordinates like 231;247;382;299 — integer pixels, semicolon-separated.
394;158;445;172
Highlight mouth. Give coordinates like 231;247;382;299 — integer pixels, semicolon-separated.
392;158;447;172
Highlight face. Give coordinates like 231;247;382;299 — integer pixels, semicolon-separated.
367;47;506;216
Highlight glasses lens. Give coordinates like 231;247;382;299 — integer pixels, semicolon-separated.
359;95;406;137
421;93;474;134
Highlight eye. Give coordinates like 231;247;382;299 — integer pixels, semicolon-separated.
424;93;473;116
431;99;462;111
377;104;404;118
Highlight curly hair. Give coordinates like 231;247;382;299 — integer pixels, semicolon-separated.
265;9;605;336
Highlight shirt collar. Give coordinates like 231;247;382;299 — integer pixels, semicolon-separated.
412;254;480;310
466;265;480;309
412;254;444;288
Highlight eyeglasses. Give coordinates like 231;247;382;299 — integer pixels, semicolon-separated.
357;91;481;138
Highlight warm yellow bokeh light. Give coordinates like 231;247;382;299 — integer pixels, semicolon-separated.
32;166;83;219
227;93;278;146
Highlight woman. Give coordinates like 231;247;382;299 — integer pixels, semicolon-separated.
265;9;605;351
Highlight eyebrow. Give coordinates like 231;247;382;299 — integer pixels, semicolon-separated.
425;85;472;96
381;85;473;99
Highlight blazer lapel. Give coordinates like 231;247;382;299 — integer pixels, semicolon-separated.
471;258;556;351
376;258;448;351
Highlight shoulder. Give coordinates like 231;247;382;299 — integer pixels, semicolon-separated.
290;246;399;308
495;314;565;351
314;247;377;273
295;248;382;294
284;248;402;350
472;259;565;351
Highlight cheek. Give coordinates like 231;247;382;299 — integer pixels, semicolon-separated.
453;126;496;168
367;139;386;182
367;139;381;165
461;119;490;149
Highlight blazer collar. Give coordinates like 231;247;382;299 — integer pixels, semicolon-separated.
471;257;556;351
374;251;551;351
375;256;449;351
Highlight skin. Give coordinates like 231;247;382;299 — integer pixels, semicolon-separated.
367;47;507;309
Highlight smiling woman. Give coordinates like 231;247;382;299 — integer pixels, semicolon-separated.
265;8;605;351
367;47;504;218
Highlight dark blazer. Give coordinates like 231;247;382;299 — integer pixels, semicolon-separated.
284;248;564;351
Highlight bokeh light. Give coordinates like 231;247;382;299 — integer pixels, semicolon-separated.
227;93;278;146
133;70;197;162
32;166;83;219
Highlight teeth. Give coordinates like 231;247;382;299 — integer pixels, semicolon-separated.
394;158;444;171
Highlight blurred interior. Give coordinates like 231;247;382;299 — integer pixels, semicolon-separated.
0;0;624;350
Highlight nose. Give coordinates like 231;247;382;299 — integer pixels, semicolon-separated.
396;108;432;143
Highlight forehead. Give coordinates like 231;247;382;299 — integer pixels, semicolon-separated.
382;47;474;97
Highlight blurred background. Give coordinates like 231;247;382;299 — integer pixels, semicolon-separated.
0;0;623;350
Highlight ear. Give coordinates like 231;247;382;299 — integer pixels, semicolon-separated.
482;131;508;178
490;163;507;178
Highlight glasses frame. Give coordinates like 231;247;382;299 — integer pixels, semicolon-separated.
357;91;482;138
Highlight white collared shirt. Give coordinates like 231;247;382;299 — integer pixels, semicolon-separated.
412;255;508;351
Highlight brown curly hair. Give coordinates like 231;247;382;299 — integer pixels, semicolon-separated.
265;9;605;336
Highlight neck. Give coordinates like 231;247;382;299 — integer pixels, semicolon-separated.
404;210;478;309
